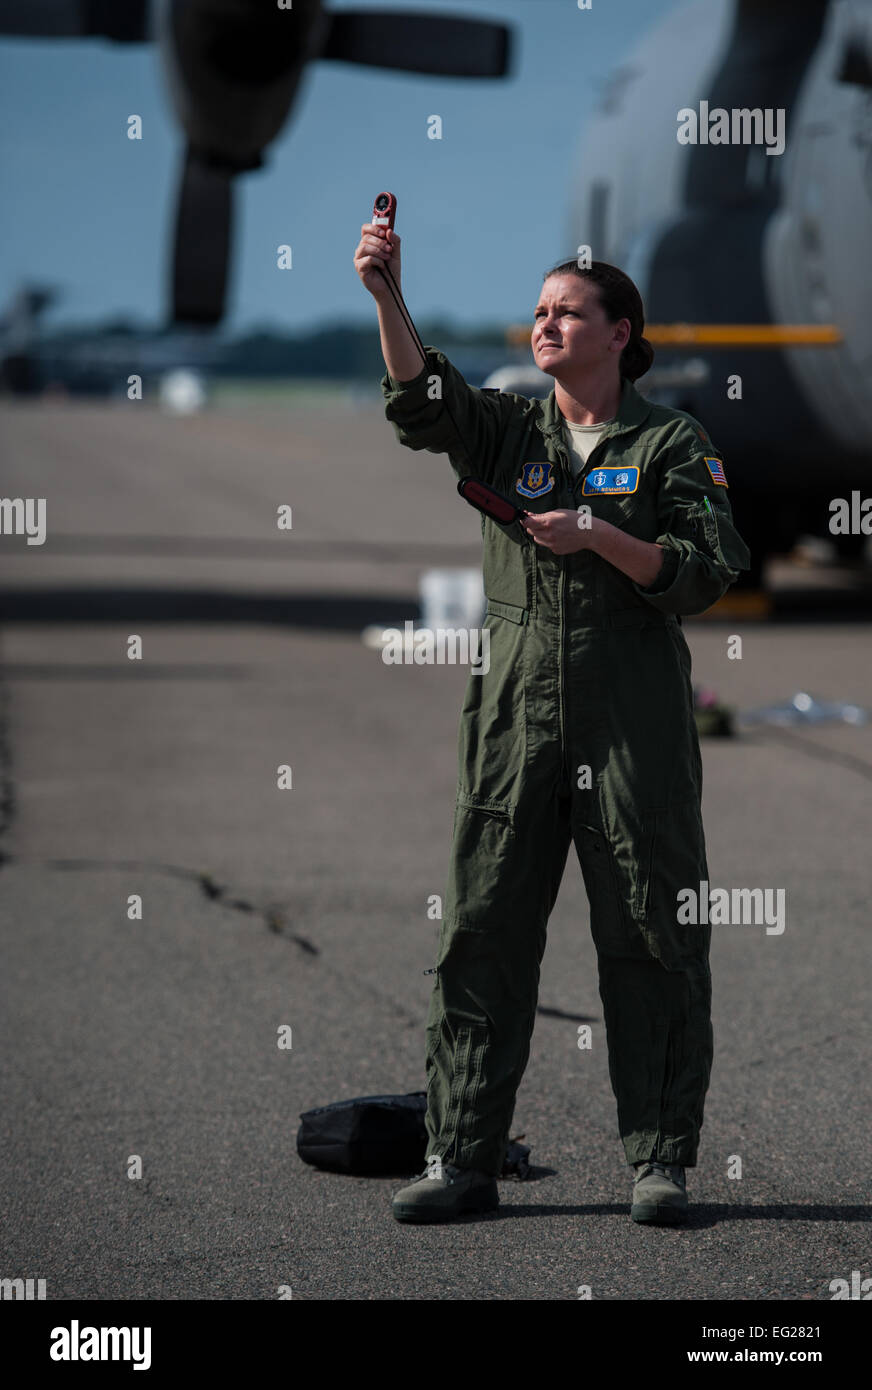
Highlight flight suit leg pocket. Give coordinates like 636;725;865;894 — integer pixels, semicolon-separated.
445;796;520;930
633;814;656;921
574;823;641;957
455;610;527;807
634;798;711;970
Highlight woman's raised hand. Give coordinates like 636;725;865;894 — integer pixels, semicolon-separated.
354;222;402;299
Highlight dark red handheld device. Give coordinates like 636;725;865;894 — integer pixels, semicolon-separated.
372;191;397;230
458;477;528;525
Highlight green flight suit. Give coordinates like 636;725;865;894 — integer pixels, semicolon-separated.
381;347;751;1176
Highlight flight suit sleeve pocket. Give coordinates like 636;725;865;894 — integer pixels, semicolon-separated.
700;505;725;565
690;500;740;573
633;428;752;615
635;502;749;616
699;499;752;574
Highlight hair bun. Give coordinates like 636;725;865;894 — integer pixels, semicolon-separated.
622;335;654;381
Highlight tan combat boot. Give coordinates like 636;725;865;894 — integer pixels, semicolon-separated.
392;1155;499;1223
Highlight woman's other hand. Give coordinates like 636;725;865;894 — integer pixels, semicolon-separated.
521;509;598;555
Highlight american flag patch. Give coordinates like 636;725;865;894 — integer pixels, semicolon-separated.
704;456;728;487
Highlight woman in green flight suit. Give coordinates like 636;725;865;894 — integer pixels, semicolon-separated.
354;219;751;1225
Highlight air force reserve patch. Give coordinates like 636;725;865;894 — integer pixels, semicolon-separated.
516;461;555;498
704;456;728;487
581;466;640;496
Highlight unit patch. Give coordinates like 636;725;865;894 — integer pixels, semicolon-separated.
516;462;555;498
581;466;640;496
704;456;728;486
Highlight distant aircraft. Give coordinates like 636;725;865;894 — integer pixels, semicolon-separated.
0;287;57;394
0;0;511;328
490;0;872;590
0;281;224;398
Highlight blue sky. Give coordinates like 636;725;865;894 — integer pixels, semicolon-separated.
0;0;680;335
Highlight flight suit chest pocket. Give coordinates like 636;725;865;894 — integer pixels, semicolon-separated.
482;518;534;613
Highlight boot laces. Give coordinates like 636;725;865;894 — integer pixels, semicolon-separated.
636;1160;684;1184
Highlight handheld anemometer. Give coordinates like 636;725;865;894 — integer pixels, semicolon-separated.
372;191;397;230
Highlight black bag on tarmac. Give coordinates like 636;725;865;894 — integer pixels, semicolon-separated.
296;1091;531;1178
297;1092;428;1175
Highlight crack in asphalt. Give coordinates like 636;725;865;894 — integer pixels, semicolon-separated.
3;853;321;958
742;724;872;782
1;853;431;1030
0;637;16;855
0;680;14;853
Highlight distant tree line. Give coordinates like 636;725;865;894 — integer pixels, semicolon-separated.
28;316;515;391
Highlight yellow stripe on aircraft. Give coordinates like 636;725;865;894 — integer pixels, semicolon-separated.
644;324;842;346
507;324;841;347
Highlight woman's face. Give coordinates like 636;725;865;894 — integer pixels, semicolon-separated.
531;274;629;379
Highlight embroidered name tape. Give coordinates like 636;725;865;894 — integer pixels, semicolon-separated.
705;456;728;486
581;466;640;496
516;462;555;498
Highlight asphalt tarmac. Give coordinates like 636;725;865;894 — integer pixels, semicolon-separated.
1;396;870;1301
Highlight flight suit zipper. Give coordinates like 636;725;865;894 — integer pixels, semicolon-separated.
553;434;574;791
557;424;621;792
559;555;567;784
553;419;623;792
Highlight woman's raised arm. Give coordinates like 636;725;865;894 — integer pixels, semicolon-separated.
353;221;421;383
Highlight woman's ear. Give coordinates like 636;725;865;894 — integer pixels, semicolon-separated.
613;316;632;351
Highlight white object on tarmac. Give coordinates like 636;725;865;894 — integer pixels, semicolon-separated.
419;568;485;628
159;368;207;414
361;568;485;654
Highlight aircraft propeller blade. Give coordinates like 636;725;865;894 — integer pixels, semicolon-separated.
319;8;511;77
170;145;234;327
0;0;149;41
